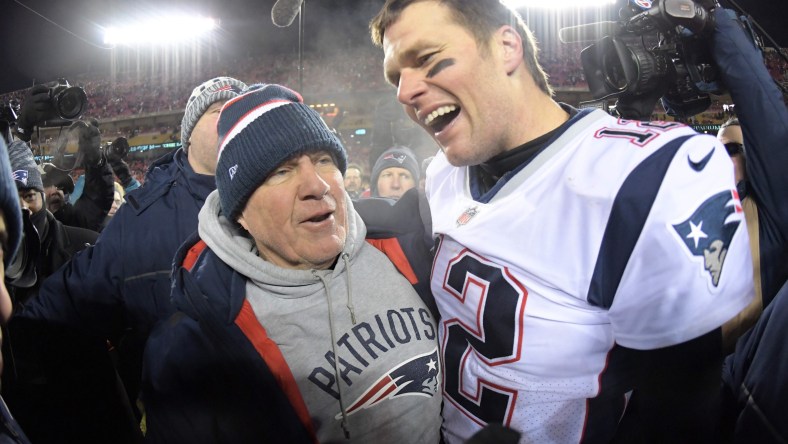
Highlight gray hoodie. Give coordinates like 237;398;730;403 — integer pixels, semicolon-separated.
198;191;442;443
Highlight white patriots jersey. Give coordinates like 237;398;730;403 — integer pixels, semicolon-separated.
425;109;754;443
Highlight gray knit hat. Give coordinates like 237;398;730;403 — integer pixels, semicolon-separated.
370;146;419;197
8;140;43;192
216;83;347;220
180;76;247;151
0;138;23;267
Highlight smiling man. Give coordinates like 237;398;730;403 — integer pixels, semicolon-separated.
370;0;754;442
141;84;441;444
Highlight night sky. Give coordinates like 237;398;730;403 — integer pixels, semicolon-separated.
1;0;786;94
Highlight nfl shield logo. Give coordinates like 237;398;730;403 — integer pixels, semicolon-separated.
456;206;479;227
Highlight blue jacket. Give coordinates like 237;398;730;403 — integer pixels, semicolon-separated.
22;148;216;403
141;234;314;444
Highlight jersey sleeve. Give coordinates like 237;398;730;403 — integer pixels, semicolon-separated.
608;133;754;349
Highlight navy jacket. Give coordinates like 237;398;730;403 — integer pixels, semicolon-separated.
141;235;314;444
22;148;216;403
714;8;788;442
713;10;788;305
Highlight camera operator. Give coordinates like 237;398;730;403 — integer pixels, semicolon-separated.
702;4;788;442
41;120;114;232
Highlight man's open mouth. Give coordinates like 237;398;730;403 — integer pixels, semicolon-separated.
306;212;332;223
423;105;460;133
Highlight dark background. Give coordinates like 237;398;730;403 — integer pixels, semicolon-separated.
1;0;786;94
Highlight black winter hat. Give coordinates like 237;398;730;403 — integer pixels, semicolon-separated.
215;84;347;220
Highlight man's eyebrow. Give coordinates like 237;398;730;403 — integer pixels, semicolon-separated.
384;42;433;83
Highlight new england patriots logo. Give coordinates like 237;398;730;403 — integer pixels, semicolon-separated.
382;152;407;164
337;348;440;419
13;169;29;187
672;190;743;287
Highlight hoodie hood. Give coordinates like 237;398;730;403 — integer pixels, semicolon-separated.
197;190;366;292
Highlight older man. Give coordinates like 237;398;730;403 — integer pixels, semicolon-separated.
141;84;442;444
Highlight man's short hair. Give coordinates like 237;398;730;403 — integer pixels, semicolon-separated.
370;0;552;96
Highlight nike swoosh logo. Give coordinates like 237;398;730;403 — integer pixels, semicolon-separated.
688;148;714;171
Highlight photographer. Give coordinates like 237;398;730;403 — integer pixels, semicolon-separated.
16;84;114;232
44;121;114;232
105;136;141;194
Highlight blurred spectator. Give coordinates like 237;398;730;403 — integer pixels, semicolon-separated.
369;146;419;199
100;181;125;231
344;162;365;198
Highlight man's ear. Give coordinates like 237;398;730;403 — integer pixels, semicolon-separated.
237;213;249;231
497;25;523;75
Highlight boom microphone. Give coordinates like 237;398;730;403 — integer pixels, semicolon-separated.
272;0;304;28
558;21;620;43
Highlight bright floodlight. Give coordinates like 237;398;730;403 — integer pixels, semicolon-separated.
103;15;217;46
504;0;616;8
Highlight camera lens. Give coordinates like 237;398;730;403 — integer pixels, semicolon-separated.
55;87;88;120
602;45;628;92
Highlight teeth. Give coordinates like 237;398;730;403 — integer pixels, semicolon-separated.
423;105;457;126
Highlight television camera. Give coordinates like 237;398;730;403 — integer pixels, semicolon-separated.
561;0;757;120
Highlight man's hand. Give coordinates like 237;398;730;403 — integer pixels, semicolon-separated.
76;121;103;168
15;85;52;142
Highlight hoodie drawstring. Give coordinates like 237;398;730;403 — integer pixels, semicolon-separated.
342;253;357;325
312;270;351;440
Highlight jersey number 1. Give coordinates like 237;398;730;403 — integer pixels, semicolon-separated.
442;251;527;426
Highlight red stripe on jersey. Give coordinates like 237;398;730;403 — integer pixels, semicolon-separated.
365;238;419;284
235;299;317;443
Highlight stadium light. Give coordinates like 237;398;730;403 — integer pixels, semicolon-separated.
504;0;616;8
103;15;218;46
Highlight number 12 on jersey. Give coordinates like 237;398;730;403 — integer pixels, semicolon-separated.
439;248;528;426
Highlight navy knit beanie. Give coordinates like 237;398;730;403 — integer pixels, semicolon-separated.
370;146;420;197
0;138;23;268
216;84;347;220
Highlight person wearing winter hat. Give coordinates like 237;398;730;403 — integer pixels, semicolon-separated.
142;84;442;444
22;76;248;428
370;145;419;199
181;76;249;174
